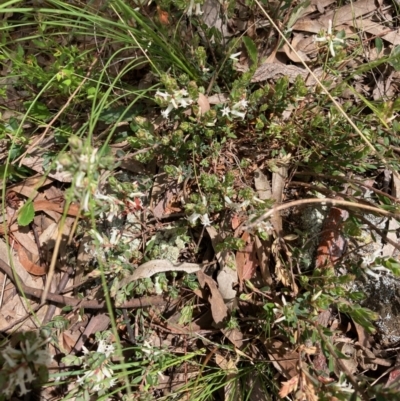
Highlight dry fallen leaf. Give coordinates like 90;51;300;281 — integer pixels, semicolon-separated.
197;270;228;325
231;214;241;230
62;332;77;354
202;0;232;40
215;353;241;401
16;244;46;276
206;226;237;301
264;338;299;379
279;375;299;398
157;6;170;25
197;93;210;115
315;203;348;269
254;168;272;200
221;327;244;348
236;232;258;288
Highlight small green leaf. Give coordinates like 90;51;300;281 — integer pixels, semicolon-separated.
375;37;383;56
23;101;51;121
389;45;400;71
18;201;35;226
242;36;258;65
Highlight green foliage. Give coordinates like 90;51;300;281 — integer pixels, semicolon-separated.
17;200;34;226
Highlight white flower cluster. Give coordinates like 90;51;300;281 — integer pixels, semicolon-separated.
272;295;287;324
187;195;211;227
188;211;211;226
186;0;203;16
361;249;392;279
2;336;52;397
156;88;193;119
76;340;116;393
221;99;248;119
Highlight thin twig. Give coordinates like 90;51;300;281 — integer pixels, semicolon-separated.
292;172;400;204
0;257;168;310
245;197;399;230
42;266;74;325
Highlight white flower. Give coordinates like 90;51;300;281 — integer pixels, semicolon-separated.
230;109;246;119
311;290;322;301
89;147;98;164
82;191;90;212
233;99;248;109
78;341;116;392
55;160;64;173
161;103;174;118
187;212;211;226
273;315;286;324
97;340;115;357
188;212;201;225
75;171;85;188
89;229;104;244
221;106;231;117
361;250;392;279
272;296;288;324
186;0;203;16
224;196;250;211
221;101;247;119
2;337;51;397
174;89;193;107
314;19;345;57
155;90;169;99
157;88;193;118
154;276;163;294
200;213;211;226
229;51;241;61
142;340;153;355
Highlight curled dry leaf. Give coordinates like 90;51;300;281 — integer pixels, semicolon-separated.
6;174;53;199
279;375;299;398
197;270;228;325
73;313;111;352
197;93;210;115
231;214;241;230
15;244;46;276
119;259;202;287
221;327;243;348
157;6;170;25
33;200;80;216
207;93;228;104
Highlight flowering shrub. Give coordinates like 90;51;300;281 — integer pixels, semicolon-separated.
0;332;52;399
62;337;116;398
